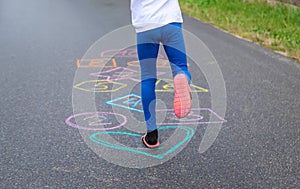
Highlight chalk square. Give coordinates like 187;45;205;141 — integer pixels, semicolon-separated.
90;67;141;82
100;48;165;58
127;59;191;68
157;108;226;125
127;59;170;68
90;67;166;83
155;79;209;92
106;93;143;112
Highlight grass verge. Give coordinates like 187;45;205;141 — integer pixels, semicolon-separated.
179;0;300;61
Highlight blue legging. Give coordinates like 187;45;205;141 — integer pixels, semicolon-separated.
137;23;191;131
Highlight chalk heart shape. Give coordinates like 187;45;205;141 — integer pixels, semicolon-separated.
89;126;195;159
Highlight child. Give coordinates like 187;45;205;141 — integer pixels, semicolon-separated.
130;0;192;148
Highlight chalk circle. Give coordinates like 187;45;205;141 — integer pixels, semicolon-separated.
65;112;127;131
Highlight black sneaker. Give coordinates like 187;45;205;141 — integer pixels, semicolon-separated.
142;129;160;148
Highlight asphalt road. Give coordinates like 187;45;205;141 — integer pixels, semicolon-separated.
1;0;299;188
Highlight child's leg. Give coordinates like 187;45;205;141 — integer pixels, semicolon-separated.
162;23;192;118
162;23;191;82
136;30;160;132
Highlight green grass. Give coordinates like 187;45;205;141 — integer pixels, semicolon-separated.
179;0;300;60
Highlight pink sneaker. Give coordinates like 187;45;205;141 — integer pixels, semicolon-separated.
173;74;192;118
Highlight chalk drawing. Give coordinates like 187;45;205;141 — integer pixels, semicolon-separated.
100;48;165;58
90;67;140;82
90;66;166;83
127;59;190;68
106;93;143;112
76;58;118;68
104;93;226;124
157;108;227;125
89;125;195;159
155;79;209;92
83;115;112;126
65;112;127;131
74;80;127;92
127;59;169;68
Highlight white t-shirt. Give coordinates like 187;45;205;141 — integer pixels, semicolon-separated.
130;0;183;33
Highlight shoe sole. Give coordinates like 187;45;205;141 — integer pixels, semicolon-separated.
141;135;160;148
173;74;192;118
